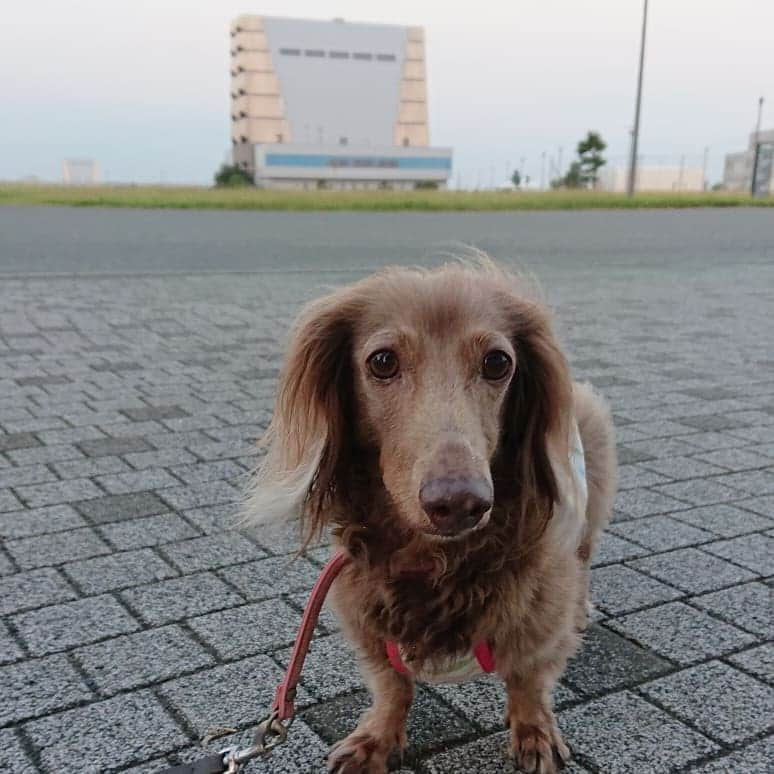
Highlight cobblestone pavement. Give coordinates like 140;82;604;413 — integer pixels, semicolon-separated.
1;256;772;773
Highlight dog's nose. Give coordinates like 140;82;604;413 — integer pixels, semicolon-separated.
419;476;493;534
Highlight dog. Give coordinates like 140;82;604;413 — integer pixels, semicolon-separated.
247;260;617;773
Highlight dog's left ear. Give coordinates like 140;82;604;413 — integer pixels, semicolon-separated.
496;296;573;535
245;287;362;542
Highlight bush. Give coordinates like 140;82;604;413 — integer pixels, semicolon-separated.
214;164;253;188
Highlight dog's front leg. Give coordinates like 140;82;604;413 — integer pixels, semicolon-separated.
505;667;570;774
328;658;414;774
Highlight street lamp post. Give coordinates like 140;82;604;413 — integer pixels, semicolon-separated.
627;0;649;197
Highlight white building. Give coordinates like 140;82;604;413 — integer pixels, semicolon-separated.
229;15;452;189
62;159;100;185
723;128;774;194
597;164;705;193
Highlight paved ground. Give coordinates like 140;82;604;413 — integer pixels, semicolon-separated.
0;208;772;773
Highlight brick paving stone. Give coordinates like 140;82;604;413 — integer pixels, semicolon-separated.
737;494;774;517
0;728;37;774
62;548;177;594
97;512;199;550
167;459;246;485
701;533;774;575
0;464;57;489
7;443;84;466
0;503;89;540
158;654;308;736
12;594;139;656
590;564;682;615
176;503;237;535
75;491;169;525
187;598;302;661
711;469;774;496
559;690;718;773
0;488;23;512
671;503;774;537
690;738;774;774
219;555;321;600
616;464;672;490
640;456;728;481
607;514;715;551
23;690;188;773
641;661;774;744
122;404;188;422
563;625;672;695
692;582;773;638
123;448;198;470
607;601;757;665
157;480;241;510
77;435;153;457
613;488;690;520
727;642;774;684
0;549;15;576
0;567;77;615
0;621;23;665
628;547;757;594
95;468;182;495
0;431;40;452
423;731;588;774
653;478;746;507
0;653;92;726
677;414;751;432
694;446;774;471
75;625;214;695
51;454;132;479
13;477;102;508
4;527;111;570
159;531;267;573
121;572;244;626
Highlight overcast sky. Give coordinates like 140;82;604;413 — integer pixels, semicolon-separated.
1;0;771;186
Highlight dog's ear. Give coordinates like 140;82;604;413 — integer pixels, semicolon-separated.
495;296;573;546
245;288;361;543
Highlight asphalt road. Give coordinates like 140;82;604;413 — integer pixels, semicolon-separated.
0;205;772;275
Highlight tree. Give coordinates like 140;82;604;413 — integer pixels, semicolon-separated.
553;161;584;189
577;131;607;187
511;169;521;188
214;163;253;187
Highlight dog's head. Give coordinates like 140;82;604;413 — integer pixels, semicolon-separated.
248;261;573;549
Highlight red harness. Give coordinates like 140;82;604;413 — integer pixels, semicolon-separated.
385;639;496;676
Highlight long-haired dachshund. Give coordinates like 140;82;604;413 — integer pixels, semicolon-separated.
248;261;617;773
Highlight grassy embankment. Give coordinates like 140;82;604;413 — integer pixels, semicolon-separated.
0;183;771;211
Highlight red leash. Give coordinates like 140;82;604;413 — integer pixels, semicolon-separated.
272;548;352;721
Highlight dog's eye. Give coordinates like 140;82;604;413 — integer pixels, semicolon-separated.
368;349;399;379
481;350;512;381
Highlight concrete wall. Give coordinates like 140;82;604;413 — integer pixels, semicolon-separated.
598;165;705;192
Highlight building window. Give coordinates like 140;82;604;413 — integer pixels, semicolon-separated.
329;50;349;59
339;137;348;146
376;53;396;62
353;52;373;61
279;48;301;56
304;49;325;57
403;137;410;147
276;133;284;142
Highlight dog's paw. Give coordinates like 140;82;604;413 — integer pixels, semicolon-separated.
509;721;570;774
327;731;391;774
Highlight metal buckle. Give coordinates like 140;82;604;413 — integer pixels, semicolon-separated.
217;711;292;773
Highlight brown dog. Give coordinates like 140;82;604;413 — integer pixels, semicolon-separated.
248;261;617;773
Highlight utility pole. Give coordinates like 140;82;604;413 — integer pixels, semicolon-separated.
540;151;547;190
627;0;649;196
702;146;709;190
750;96;764;196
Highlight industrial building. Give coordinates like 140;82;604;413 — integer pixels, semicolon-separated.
597;164;705;193
229;15;452;189
723;128;774;194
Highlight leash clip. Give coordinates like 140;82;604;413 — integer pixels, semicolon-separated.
218;710;291;773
